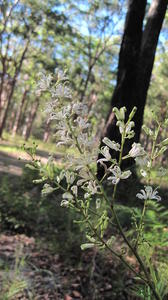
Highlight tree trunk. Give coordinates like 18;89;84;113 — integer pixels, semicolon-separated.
22;98;39;141
0;38;30;139
135;0;168;139
0;0;19;110
43;120;51;142
0;58;6;112
97;0;168;179
8;106;16;132
12;89;28;136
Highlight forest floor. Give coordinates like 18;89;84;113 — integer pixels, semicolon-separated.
0;232;134;300
0;140;136;300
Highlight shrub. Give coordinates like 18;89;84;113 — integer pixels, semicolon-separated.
25;70;168;300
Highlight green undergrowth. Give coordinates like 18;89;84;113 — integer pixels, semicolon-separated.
1;164;168;299
0;164;168;255
0;132;78;163
0;166;84;257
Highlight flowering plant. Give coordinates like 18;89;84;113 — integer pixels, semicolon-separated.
26;70;168;300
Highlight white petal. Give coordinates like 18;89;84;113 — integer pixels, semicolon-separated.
136;193;145;200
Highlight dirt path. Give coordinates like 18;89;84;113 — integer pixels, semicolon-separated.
0;149;62;176
0;151;27;176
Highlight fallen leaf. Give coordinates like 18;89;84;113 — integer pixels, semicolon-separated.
64;294;73;300
72;290;82;298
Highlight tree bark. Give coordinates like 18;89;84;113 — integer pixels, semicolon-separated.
22;98;40;141
8;106;16;132
43;120;51;142
135;0;168;139
97;0;168;179
0;38;30;138
12;89;28;136
0;0;19;110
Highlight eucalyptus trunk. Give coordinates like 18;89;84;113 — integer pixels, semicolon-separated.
12;89;28;136
97;0;168;179
22;98;39;141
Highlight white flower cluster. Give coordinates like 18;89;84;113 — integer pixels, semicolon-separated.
129;143;146;158
136;186;161;202
38;70;101;206
41;72;164;210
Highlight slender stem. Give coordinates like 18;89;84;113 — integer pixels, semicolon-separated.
85;217;147;284
112;205;161;300
55;181;67;192
135;199;147;249
99;130;161;300
88;207;117;228
136;124;161;250
67;118;83;154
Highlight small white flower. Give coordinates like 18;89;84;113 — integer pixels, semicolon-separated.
102;137;120;151
97;146;111;165
116;121;125;134
140;169;147;177
77;169;93;186
136;186;161;201
125;121;135;134
108;166;132;185
87;180;99;195
57;170;65;183
129;143;146;158
72;103;88;116
56;69;68;81
125;122;135;139
101;146;111;160
61;191;74;207
56;130;72;146
84;192;90;199
71;185;78;197
82;180;99;197
37;73;53;93
62;192;73;200
69;153;96;171
77;133;89;149
52;83;72;99
60;200;70;207
76;117;90;130
96;198;101;209
147;161;152;168
45;99;59;114
65;171;75;185
42;184;55;196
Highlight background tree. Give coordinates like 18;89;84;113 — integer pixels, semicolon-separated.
0;0;70;139
98;0;168;178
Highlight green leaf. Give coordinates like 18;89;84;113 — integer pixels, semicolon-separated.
159;138;168;146
25;164;36;170
155;146;167;158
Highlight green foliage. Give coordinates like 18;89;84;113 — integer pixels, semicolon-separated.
0;245;28;300
0;165;83;258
